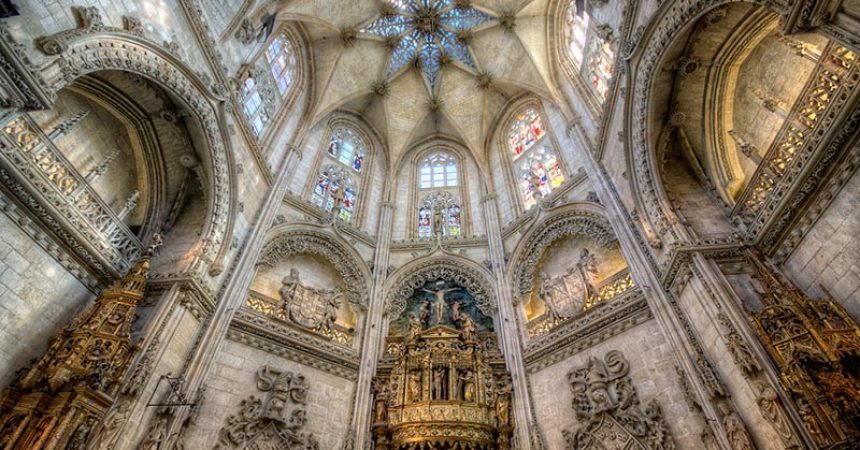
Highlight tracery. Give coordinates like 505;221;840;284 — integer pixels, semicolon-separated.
310;127;367;222
508;108;565;209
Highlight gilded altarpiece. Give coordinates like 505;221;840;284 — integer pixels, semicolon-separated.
373;280;512;450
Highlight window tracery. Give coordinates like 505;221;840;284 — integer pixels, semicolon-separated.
563;1;616;103
310;127;368;223
416;152;461;238
507;108;565;209
239;31;298;136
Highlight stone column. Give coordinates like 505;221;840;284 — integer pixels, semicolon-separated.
351;201;394;448
481;193;538;449
570;124;735;449
157;145;302;444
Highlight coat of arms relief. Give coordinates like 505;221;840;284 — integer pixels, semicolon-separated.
277;268;343;335
536;249;599;320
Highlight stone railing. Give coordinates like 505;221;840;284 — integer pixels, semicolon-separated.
527;269;636;339
0;115;142;272
733;44;858;232
244;290;354;347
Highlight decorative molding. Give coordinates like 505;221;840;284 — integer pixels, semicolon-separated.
257;229;370;306
525;291;651;373
384;257;496;319
0;25;54;110
510;208;617;299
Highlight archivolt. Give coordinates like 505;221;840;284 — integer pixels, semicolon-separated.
384;256;496;320
257;227;370;306
36;24;236;277
508;203;617;299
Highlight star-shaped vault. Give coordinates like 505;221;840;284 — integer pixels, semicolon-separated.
361;0;492;91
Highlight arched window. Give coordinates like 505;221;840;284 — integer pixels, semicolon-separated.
240;31;298;136
508;108;565;209
310;127;367;222
563;2;616;103
416;152;461;238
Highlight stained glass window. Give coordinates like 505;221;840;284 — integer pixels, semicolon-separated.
508;109;547;159
265;33;297;95
417;191;461;238
508;108;565;209
361;0;492;90
563;1;616;103
419;152;458;188
311;127;368;223
240;77;268;135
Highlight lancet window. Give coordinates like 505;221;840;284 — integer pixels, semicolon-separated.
310;127;367;222
239;31;298;136
416;152;461;238
563;1;616;102
508;108;565;209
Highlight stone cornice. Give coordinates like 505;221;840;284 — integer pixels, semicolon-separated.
524;291;651;373
229;308;360;381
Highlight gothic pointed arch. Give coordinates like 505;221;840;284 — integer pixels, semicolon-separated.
508;202;618;301
34;22;238;277
384;255;496;320
257;225;371;307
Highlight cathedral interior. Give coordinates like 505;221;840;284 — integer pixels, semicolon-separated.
0;0;860;449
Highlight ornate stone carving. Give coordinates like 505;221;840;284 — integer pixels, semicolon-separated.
258;231;369;306
562;350;675;450
385;259;495;319
511;210;617;299
216;366;319;449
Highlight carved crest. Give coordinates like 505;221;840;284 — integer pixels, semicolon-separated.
216;366;318;449
279;269;342;331
563;351;675;450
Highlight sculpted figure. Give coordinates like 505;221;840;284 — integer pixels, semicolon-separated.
139;415;167;450
719;401;755;450
432;204;444;236
406;312;423;342
433;368;446;400
418;301;432;327
88;400;130;449
459;314;477;342
463;370;476;402
538;273;564;320
317;290;341;334
495;383;511;426
756;383;797;446
279;269;300;305
450;300;463;323
408;371;422;403
420;281;456;326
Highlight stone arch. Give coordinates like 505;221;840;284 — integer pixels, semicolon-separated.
508;202;617;300
257;226;371;307
384;255;496;320
35;21;236;276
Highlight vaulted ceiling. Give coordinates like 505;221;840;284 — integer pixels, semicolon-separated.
275;0;558;166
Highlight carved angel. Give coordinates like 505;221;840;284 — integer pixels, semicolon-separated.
279;269;301;305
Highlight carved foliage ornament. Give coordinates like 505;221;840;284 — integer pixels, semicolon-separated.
513;211;617;298
563;351;675;450
258;231;368;306
386;260;495;319
217;366;319;449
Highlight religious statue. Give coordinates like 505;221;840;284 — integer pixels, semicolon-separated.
451;300;463;323
406;313;423;343
279;269;300;306
756;383;798;446
495;383;511;427
418;301;432;328
432;204;444;236
463;370;476;402
147;233;163;256
459;314;477;343
420;281;457;326
331;186;346;218
408;371;422;403
433;368;446;400
577;249;599;298
455;370;466;401
139;415;168;450
719;401;755;450
88;400;130;449
373;382;388;424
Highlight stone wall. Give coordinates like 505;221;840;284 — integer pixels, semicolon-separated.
184;338;355;449
529;320;703;449
783;166;860;321
0;205;92;389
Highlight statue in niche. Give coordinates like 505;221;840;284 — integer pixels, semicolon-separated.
139;415;167;450
719;401;755;450
420;281;457;326
463;370;476;402
455;370;466;401
495;382;512;427
432;368;447;400
432;204;444;236
373;382;388;424
407;371;422;403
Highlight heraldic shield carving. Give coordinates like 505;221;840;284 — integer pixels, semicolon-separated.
279;269;342;332
562;351;675;450
216;365;319;449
